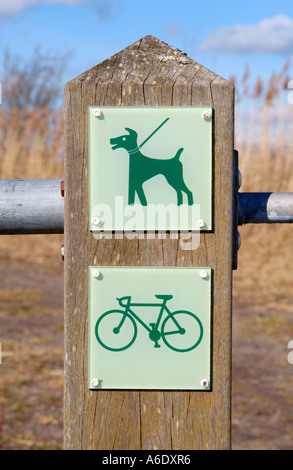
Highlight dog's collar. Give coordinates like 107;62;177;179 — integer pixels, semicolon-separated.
128;146;140;155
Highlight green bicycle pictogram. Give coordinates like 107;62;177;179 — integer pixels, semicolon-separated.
95;295;203;352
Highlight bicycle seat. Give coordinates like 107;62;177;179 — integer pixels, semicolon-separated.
117;296;131;307
155;295;173;301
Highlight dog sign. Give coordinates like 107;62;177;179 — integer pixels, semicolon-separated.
88;106;212;232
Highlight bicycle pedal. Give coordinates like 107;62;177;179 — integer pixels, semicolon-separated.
154;343;161;348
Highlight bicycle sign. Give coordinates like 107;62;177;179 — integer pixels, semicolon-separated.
95;295;203;353
88;266;211;390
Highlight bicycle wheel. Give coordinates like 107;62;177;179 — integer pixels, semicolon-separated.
161;310;203;352
95;310;137;352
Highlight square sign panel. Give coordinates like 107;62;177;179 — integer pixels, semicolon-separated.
89;106;212;232
88;266;212;390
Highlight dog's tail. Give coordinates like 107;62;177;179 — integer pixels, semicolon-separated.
174;148;184;160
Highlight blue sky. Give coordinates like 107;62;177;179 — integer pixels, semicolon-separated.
0;0;293;101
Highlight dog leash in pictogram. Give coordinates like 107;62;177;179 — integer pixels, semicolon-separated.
140;117;170;147
128;118;170;155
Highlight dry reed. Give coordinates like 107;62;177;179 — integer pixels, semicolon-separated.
0;107;64;264
234;62;293;295
0;107;64;180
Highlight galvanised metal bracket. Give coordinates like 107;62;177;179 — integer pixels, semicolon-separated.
0;179;64;235
233;149;293;270
238;192;293;225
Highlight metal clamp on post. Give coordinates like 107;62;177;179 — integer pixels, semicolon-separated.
238;192;293;225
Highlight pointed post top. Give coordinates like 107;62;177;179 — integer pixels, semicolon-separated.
70;35;232;90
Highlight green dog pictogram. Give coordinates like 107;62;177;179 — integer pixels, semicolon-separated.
110;119;194;206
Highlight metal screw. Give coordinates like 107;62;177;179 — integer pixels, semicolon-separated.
202;111;211;120
197;219;206;228
92;217;101;226
93;108;102;117
199;270;208;279
91;378;100;387
200;379;209;388
92;270;101;278
91;217;104;228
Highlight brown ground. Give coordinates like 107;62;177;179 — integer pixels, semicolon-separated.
0;235;64;450
1;227;293;450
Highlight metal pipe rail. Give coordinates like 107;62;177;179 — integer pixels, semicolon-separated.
238;192;293;225
0;179;293;234
0;179;64;234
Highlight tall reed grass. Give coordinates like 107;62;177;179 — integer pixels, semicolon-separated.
0;107;64;180
232;62;293;293
0;106;64;264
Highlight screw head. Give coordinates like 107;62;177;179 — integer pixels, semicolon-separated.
200;379;209;388
93;108;102;117
92;270;101;278
91;217;100;226
91;378;100;387
197;219;206;228
199;270;208;279
202;111;211;120
91;217;104;228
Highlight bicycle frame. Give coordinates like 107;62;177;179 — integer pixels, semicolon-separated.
96;296;204;353
116;298;182;335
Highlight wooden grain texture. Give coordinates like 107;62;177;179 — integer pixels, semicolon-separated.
64;35;234;450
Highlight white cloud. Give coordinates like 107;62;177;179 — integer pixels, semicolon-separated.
0;0;116;20
199;15;293;55
0;0;83;17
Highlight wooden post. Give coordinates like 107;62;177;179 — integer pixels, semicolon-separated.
64;35;234;450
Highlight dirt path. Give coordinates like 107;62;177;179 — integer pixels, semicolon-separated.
232;281;293;449
0;261;64;450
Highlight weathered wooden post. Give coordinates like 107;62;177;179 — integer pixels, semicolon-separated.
64;35;234;450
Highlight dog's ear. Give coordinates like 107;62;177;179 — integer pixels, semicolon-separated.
125;128;137;137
